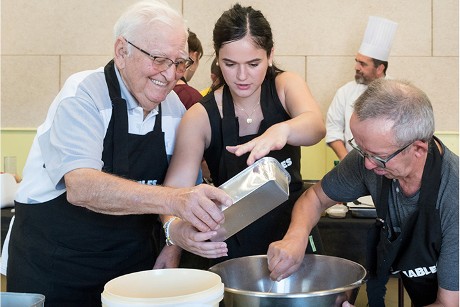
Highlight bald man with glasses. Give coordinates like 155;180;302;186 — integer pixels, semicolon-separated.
267;79;459;307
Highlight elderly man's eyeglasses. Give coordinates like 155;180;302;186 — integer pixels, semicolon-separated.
347;138;413;168
124;38;194;73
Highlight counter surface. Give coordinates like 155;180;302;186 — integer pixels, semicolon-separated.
317;212;374;266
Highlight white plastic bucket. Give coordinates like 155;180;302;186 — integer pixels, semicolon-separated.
101;269;224;307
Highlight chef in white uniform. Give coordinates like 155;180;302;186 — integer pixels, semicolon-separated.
326;16;398;161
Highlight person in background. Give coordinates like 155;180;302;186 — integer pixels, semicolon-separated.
326;16;398;161
153;3;325;270
173;29;204;109
267;79;459;307
173;29;209;185
200;57;221;96
5;1;232;306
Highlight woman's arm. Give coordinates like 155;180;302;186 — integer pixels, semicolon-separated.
164;103;211;188
155;103;228;268
276;71;326;145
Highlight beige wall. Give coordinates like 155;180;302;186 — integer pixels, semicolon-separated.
1;0;459;131
1;0;459;178
1;0;458;129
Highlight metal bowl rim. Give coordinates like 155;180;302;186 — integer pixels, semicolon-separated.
210;254;367;298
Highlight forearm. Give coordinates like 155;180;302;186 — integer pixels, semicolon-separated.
426;288;459;307
328;140;349;161
283;112;325;147
65;168;175;215
267;183;332;281
284;184;328;241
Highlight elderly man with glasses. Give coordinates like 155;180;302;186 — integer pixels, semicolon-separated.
4;1;232;306
267;79;459;307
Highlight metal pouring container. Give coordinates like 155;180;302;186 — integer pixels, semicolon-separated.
209;254;367;307
211;157;290;242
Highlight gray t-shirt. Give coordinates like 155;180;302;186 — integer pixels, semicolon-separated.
321;141;459;291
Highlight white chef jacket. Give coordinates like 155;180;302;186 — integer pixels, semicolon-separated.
325;80;368;152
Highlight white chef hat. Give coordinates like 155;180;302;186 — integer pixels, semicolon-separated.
358;16;398;61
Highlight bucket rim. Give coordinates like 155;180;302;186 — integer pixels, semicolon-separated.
102;269;224;303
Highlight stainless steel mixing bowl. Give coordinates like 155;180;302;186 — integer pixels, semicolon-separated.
209;254;367;307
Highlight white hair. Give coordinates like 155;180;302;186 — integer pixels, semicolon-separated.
113;0;188;52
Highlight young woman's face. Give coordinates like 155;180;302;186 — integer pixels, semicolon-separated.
218;35;272;99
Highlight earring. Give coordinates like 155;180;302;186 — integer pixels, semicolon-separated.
215;61;219;66
269;63;273;67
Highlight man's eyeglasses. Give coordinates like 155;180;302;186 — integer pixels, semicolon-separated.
124;38;194;74
347;138;413;168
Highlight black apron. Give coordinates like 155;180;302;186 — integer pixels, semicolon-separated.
367;137;442;307
206;80;321;263
8;60;169;307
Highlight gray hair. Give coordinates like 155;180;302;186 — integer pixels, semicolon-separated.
113;0;187;55
354;79;435;145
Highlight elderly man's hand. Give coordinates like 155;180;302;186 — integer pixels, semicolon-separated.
171;184;232;232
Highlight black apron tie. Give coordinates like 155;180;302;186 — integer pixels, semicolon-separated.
103;60;129;176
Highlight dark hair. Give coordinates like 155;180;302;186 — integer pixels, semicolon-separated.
210;57;220;75
211;3;283;90
187;29;203;58
372;58;388;75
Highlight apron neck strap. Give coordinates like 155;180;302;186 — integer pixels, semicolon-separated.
377;137;443;224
